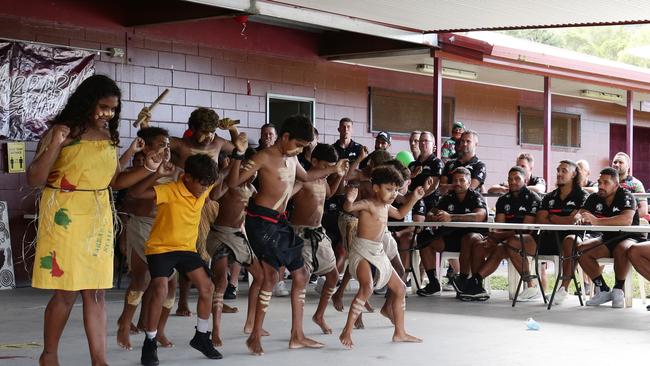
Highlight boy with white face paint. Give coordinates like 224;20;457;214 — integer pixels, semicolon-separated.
227;115;349;356
291;143;346;335
340;166;424;348
117;127;179;350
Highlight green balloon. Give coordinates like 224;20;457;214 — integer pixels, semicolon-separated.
396;151;415;167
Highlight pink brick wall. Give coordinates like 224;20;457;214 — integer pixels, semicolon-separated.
2;13;650;285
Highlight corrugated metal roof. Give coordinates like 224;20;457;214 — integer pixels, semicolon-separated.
264;0;650;32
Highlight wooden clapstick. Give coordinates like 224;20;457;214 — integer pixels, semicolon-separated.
132;88;170;128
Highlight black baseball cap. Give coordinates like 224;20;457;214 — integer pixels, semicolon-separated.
376;131;391;144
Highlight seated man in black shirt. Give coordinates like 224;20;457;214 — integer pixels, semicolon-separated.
460;166;541;301
416;167;487;296
408;131;444;286
577;167;644;308
439;130;487;195
536;160;588;305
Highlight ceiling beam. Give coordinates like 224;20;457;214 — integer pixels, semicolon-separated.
320;31;430;60
123;0;247;27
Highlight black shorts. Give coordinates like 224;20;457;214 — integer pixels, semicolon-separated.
245;201;304;272
415;227;484;252
147;251;210;279
441;228;485;252
538;231;583;255
600;233;644;254
416;227;436;249
322;195;343;246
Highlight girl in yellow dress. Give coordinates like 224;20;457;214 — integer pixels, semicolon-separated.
27;75;163;366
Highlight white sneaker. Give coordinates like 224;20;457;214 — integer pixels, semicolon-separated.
273;280;290;297
553;287;568;305
314;276;325;294
586;289;612;306
611;288;625;308
517;286;541;302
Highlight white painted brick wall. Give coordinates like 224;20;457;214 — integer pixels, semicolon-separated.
172;70;198;89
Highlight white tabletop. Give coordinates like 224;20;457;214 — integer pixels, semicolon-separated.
386;220;650;233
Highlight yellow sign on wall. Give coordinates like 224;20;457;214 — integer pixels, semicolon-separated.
7;142;26;173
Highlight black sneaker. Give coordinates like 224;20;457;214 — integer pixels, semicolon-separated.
309;274;319;284
459;279;489;301
416;278;441;297
190;328;223;359
451;276;468;294
224;283;237;300
141;336;159;366
445;266;454;280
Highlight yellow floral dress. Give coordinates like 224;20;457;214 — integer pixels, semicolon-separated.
32;139;117;291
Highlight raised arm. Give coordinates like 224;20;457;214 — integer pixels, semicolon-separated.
209;171;229;201
344;146;368;180
226;132;261;188
292;181;304;197
296;158;348;182
218;121;240;155
118;137;145;171
128;161;175;200
388;186;425;219
326;162;347;199
27;126;69;186
111;150;164;190
342;186;371;213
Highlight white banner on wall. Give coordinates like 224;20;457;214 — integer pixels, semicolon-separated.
0;201;15;289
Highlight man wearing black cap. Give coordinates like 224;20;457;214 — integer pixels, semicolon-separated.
441;121;465;162
375;131;391;152
358;131;392;171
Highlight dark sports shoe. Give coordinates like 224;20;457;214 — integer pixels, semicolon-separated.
224;283;237;300
190;328;223;359
451;276;468;294
459;278;489;301
445;266;454;280
141;336;159;366
416;278;441;297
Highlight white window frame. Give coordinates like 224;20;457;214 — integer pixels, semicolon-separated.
266;93;316;124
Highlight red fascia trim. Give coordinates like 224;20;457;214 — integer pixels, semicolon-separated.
491;45;650;85
436;50;650;93
437;32;650;92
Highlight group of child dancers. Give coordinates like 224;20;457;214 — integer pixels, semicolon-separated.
28;75;424;366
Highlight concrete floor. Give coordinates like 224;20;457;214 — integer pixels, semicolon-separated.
1;283;649;366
